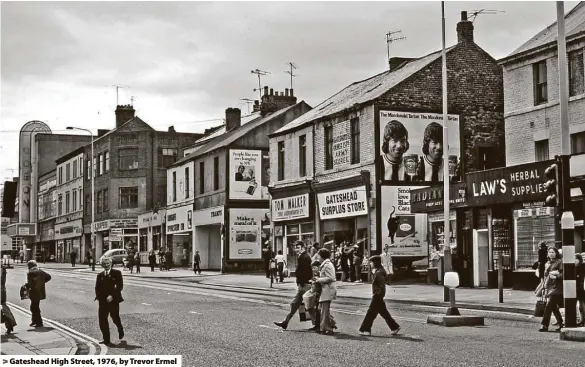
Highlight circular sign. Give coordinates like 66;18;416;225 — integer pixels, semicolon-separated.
399;223;412;232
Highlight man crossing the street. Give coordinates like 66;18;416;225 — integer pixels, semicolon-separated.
94;257;125;345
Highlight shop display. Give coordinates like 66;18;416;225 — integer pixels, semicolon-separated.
491;218;511;270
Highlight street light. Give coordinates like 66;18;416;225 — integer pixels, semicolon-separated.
66;126;96;271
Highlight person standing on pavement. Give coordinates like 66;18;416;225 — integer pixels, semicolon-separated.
539;246;564;332
25;260;51;327
274;241;312;330
19;250;24;264
359;255;401;336
165;250;172;271
537;241;548;280
70;251;77;267
274;250;286;283
94;257;124;345
314;248;337;334
380;244;394;284
353;247;363;282
193;250;202;274
262;245;274;279
575;253;585;326
158;248;166;271
148;251;157;272
134;252;140;273
1;265;17;334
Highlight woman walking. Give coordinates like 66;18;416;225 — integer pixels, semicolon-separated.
539;246;564;332
148;251;157;272
576;253;585;326
314;248;337;334
1;265;17;334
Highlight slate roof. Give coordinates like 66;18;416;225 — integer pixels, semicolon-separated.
190;111;261;146
505;2;585;60
271;47;454;136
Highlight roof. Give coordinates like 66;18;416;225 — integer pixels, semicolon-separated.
504;2;585;61
91;116;154;145
55;145;85;164
172;102;305;167
188;111;262;146
271;47;452;136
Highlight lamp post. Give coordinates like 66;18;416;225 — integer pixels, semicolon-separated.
66;126;95;271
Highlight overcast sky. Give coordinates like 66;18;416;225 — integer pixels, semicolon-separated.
0;1;579;180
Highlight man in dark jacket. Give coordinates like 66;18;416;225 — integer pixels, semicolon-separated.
193;250;201;274
358;255;400;336
94;257;124;345
538;241;548;280
262;245;274;278
26;260;51;327
274;241;312;330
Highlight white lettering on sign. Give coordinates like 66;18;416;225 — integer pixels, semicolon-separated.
272;194;309;221
317;187;368;220
333;128;351;167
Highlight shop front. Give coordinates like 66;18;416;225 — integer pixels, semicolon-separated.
192;206;223;270
137;209;166;263
37;220;55;262
90;218;138;260
166;204;193;267
54;219;83;263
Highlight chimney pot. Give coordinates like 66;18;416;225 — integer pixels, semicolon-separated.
168;126;176;133
270;88;274;96
263;86;268;96
290;88;294;97
285;88;289;96
461;11;467;21
115;105;136;129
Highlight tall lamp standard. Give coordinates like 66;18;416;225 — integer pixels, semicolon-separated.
66;126;95;271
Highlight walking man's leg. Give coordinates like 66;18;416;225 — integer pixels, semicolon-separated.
377;297;400;332
359;297;380;334
274;285;309;329
98;303;111;343
30;299;42;326
109;302;124;340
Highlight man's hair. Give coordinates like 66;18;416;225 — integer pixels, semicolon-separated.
101;256;113;264
295;241;306;249
382;120;409;154
27;260;38;269
422;122;443;155
317;248;331;259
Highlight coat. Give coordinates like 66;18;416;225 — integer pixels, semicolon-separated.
95;268;124;304
543;259;563;297
295;251;313;286
1;266;7;304
26;269;51;301
148;253;157;265
316;259;337;302
576;263;585;300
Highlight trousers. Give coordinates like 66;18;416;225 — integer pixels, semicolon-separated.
359;295;400;332
30;299;42;325
98;301;124;343
284;284;311;323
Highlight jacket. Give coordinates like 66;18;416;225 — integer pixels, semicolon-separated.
316;259;337;302
148;253;157;264
194;253;201;264
576;263;585;300
295;251;312;286
26;269;51;301
1;266;7;304
543;259;563;297
95;268;124;303
372;267;387;297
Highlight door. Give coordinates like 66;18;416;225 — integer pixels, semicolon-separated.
477;230;489;287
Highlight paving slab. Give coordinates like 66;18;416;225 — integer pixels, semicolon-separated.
560;326;585;342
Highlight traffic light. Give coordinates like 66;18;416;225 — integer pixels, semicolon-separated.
543;160;560;207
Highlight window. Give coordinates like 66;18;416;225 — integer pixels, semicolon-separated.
87;160;91;180
533;60;548;105
139;228;148;252
118;148;139;170
299;135;307;177
97;190;103;213
213;157;219;190
277;141;285;180
571;131;585;154
97;154;102;175
350;118;360;164
172;171;177;202
72;189;77;212
324;125;334;170
119;187;138;209
159;148;178;168
72;160;77;179
93;157;97;177
85;195;90;215
105;151;110;172
185;167;190;198
102;189;108;211
569;50;584;97
79;157;83;178
199;161;205;194
58;194;63;216
66;163;71;182
535;139;549;161
58;167;63;185
477;146;495;170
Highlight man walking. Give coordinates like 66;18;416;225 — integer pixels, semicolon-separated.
274;241;312;330
70;251;77;267
262;245;274;278
26;260;51;327
358;255;400;336
94;257;125;345
193;250;202;274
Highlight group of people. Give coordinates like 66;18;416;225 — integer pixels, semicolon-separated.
262;245;289;283
533;241;585;331
336;241;363;282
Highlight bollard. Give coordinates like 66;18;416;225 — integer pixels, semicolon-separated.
444;272;460;316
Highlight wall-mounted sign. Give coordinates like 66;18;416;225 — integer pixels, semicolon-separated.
229;149;263;200
93;220;110;232
333;122;351;168
192;206;224;226
7;223;37;237
55;219;83;240
272;194;310;222
514;207;553;219
466;160;553;207
317;187;368;220
228;208;267;260
109;219;138;228
138;210;165;229
410;182;467;213
166;204;193;234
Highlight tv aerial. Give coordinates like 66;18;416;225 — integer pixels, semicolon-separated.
466;9;505;22
251;69;270;101
284;62;298;90
240;98;255;114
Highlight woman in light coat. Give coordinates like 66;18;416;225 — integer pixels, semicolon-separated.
315;248;337;334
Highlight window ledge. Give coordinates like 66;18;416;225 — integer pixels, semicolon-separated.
505;94;585;119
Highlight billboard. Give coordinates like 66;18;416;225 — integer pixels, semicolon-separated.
228;208;269;260
380;186;428;257
378;111;460;183
229;149;262;200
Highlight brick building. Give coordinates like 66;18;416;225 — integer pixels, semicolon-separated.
270;11;505;284
36;169;56;261
82;105;204;262
166;88;311;272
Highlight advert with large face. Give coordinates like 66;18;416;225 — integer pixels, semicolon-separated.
379;111;460;184
380;186;428;257
228;208;269;260
229;149;262;200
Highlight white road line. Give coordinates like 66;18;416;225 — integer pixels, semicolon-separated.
141;303;152;306
189;311;202;314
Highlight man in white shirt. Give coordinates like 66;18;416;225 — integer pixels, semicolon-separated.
380;245;394;285
274;250;286;283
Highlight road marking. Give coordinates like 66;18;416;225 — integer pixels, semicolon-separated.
142;303;152;306
189;311;202;314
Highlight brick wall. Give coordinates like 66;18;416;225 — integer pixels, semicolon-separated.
269;124;314;186
193;150;227;210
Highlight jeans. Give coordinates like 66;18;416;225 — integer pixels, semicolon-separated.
277;263;284;282
193;263;201;274
30;299;42;325
284;284;311;323
542;294;564;328
360;294;400;332
319;301;336;332
355;264;362;281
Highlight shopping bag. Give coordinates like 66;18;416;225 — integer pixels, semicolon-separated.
302;290;316;310
20;284;29;300
533;298;546;317
283;267;289;278
299;303;308;322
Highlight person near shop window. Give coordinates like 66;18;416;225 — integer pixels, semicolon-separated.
275;250;286;283
539;246;564;332
262;245;274;279
353;246;363;283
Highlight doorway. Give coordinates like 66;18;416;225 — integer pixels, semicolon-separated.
474;229;489;287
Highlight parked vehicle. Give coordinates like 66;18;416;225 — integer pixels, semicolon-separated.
99;249;128;266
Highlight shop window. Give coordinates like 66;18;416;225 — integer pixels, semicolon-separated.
491;218;512;270
139;228;148;252
324;125;333;170
119;187;138;209
299;135;307;177
158;148;178;168
277;141;285;181
516;215;555;269
533;60;547;105
152;226;161;251
534;139;549;161
350;118;360;164
570;131;585;155
119;148;139;170
568;49;584;97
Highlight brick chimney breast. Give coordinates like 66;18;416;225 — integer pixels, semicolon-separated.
457;11;474;43
225;108;241;131
115;105;136;129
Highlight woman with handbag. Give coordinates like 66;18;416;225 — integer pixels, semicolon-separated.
539;246;564;332
314;248;337;335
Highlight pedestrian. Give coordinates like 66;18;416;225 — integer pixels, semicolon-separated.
353;247;363;282
575;253;585;326
340;242;350;282
19;250;24;264
134;252;140;273
348;244;357;282
539;246;564;332
1;265;17;334
158;248;165;271
25;260;51;327
274;241;312;330
380;244;394;284
94;257;124;346
41;250;46;264
165;250;172;271
303;259;322;332
70;251;77;267
127;253;134;274
537;241;548;280
314;248;337;334
310;243;320;258
193;250;201;275
275;250;286;283
262;245;274;279
358;255;401;336
148;251;157;272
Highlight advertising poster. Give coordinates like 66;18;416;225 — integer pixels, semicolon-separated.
261;152;270;200
229;149;262;200
229;208;268;260
380;186;428;257
379;111;460;183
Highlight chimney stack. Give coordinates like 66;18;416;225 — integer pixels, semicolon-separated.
456;11;474;44
263;86;269;96
285;88;289;97
115;105;136;129
225;108;241;131
168;126;176;133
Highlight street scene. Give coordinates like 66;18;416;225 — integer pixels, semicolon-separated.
2;1;585;365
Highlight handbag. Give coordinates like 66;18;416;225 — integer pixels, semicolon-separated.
534;297;546;317
20;284;29;300
534;279;544;298
283;267;289;278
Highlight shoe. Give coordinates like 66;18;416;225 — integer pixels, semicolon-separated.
359;331;371;336
29;322;36;327
98;340;111;345
538;327;548;332
307;326;319;332
323;330;334;335
34;324;44;328
6;328;13;335
274;321;288;330
555;324;564;332
391;326;401;335
119;329;124;340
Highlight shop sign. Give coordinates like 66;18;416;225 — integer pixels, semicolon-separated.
93;220;110;232
192;206;224;226
428;210;456;222
272;194;309;222
109;218;138;228
138;210;165;229
228;208;269;260
317;187;368;220
166;205;193;234
55;219;83;240
9;223;36;237
466;160;553;207
410;182;467;213
514;207;553;219
332;123;351;168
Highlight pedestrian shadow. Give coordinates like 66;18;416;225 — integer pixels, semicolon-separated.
379;334;424;342
107;341;142;350
332;333;370;341
1;334;18;342
27;326;56;333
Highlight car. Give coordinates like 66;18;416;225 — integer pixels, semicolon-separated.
99;249;128;266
